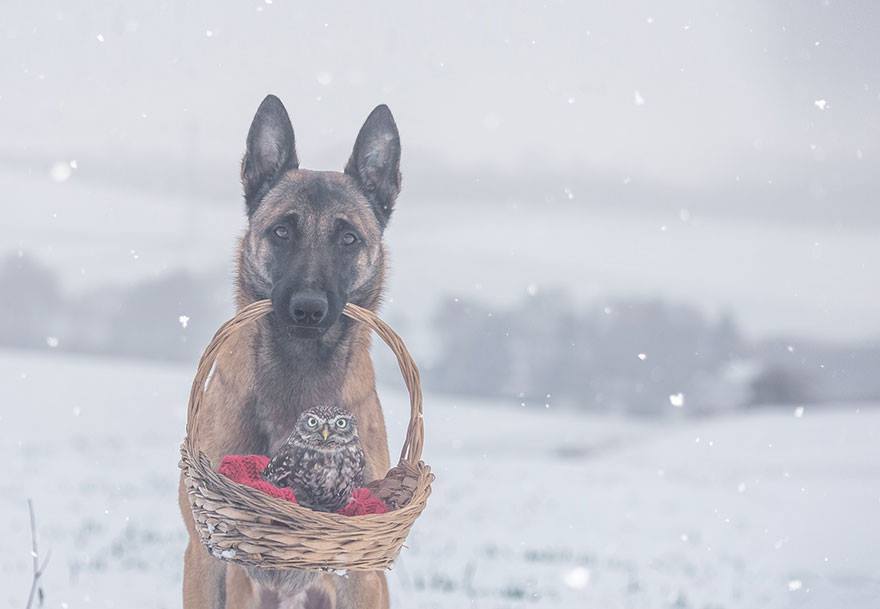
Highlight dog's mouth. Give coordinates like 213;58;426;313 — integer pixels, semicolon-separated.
278;310;344;340
285;323;329;340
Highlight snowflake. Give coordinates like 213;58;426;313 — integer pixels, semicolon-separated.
563;566;590;589
50;162;72;183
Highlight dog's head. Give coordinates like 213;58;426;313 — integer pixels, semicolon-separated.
238;95;401;339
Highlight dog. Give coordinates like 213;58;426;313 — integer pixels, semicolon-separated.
178;94;401;609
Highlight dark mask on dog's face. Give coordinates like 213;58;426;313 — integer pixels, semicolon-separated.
237;96;401;339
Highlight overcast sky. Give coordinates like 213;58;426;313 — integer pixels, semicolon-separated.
2;1;878;184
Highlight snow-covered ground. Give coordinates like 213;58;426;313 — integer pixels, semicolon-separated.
1;349;878;608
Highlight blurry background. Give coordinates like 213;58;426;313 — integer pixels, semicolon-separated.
1;2;879;608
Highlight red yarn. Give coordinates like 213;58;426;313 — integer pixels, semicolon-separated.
218;454;296;503
338;487;388;516
218;454;387;516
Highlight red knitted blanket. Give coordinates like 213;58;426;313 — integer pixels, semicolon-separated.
218;454;388;516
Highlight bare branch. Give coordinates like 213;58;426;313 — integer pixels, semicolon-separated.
25;499;49;609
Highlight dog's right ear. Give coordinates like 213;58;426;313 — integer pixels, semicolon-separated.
241;95;299;215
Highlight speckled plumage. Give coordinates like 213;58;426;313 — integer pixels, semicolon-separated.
264;405;365;513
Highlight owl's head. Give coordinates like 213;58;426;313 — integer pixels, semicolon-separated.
294;405;359;446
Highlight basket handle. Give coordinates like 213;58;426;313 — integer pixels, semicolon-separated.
185;300;424;467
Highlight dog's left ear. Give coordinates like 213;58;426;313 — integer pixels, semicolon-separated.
345;105;401;228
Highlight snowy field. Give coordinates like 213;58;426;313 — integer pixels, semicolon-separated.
1;349;879;609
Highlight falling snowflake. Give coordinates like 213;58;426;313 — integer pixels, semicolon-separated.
526;283;538;296
788;579;802;591
669;393;685;408
178;315;190;329
793;406;804;418
737;482;747;493
638;353;647;361
46;336;59;348
814;99;827;110
634;90;645;106
50;162;72;182
563;566;590;589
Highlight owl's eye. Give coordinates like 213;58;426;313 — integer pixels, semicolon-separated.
273;224;290;239
306;416;318;428
335;418;348;430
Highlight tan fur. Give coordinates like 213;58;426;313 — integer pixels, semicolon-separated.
179;314;391;608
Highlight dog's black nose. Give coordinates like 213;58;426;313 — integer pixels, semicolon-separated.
289;291;329;326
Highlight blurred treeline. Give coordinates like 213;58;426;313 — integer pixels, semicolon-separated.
0;252;228;362
3;251;879;415
428;292;880;414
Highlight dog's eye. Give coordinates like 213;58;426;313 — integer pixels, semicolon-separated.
341;232;359;246
306;416;318;428
335;418;348;430
273;225;290;239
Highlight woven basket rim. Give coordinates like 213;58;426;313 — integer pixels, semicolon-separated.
183;299;429;520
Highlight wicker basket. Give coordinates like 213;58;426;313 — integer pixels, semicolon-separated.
179;300;433;571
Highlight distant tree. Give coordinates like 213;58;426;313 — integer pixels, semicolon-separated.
105;270;229;362
0;253;64;348
429;291;749;415
749;365;811;406
430;297;514;396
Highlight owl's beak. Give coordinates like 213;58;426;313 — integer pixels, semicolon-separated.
321;426;330;441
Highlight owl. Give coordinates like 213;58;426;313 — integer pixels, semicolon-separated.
264;405;366;513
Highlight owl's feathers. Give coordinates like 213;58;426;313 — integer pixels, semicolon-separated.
264;405;366;513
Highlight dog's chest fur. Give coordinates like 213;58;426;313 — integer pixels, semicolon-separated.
250;320;356;453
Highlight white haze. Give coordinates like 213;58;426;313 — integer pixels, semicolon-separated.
1;1;878;339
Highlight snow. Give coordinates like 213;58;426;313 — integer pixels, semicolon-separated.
1;350;878;608
49;162;73;183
